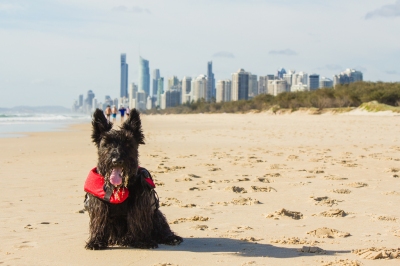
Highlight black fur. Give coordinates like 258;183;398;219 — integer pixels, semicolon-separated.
85;108;182;250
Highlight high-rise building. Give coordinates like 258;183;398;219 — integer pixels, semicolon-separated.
283;70;295;91
333;69;363;87
308;74;320;90
128;83;138;109
276;67;287;79
231;69;249;101
259;75;275;95
78;94;84;107
120;54;128;98
248;74;258;98
161;90;181;109
181;76;192;104
152;69;160;96
319;77;333;88
156;77;164;107
207;61;215;101
136;91;146;111
216;80;232;102
272;80;288;96
192;75;208;102
139;57;150;96
167;76;180;91
291;83;308;92
85;90;95;112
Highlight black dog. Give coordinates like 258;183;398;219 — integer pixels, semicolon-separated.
84;108;182;250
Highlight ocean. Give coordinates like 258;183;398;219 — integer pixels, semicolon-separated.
0;113;91;138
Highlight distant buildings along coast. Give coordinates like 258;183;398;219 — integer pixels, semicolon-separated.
72;54;364;113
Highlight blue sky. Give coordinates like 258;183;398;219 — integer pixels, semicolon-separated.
0;0;400;107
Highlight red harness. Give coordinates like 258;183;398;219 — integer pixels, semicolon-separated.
84;167;155;204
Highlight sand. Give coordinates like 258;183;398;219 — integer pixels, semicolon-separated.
1;112;400;265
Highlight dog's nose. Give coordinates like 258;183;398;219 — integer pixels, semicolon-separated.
112;158;122;165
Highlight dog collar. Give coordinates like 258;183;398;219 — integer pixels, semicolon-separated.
84;167;129;204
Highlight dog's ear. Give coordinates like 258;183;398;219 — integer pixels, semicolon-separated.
91;108;112;147
122;108;145;145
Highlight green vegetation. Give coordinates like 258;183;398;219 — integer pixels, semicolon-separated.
143;82;400;114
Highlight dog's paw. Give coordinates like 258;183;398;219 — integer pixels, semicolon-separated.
85;242;108;250
164;235;183;246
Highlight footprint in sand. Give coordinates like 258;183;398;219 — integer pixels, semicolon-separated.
377;216;397;222
236;177;250;182
311;196;341;207
266;208;303;220
170;216;209;224
384;191;400;195
312;209;348;217
270;237;320;245
254;177;271;183
324;175;348;181
225;186;247;193
153;263;178;266
231;197;261;205
180;204;196;208
332;189;351;194
240;236;263;242
175;177;192;182
320;259;361;266
192;225;208;230
196;180;216;185
393;229;400;237
187;174;201;178
15;241;37;249
251;186;276;192
189;186;207;191
307;227;350;238
347;182;368;188
352;247;400;260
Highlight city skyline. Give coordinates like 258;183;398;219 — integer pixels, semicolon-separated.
1;0;400;107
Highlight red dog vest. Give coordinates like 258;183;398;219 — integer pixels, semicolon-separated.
84;167;155;204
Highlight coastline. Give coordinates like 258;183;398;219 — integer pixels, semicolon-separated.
1;113;399;265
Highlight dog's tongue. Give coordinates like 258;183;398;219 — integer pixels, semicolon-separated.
110;168;123;186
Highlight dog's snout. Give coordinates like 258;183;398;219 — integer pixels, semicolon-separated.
112;158;122;165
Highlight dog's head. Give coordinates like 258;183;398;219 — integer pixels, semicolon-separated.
91;108;145;188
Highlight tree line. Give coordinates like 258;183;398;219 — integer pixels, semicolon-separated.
143;82;400;114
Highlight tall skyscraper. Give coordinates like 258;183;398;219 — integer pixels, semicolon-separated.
120;54;128;98
333;69;363;87
207;61;215;101
181;76;192;104
231;69;249;101
308;74;320;90
156;77;164;107
248;73;258;98
152;69;160;96
192;75;207;102
139;57;150;96
167;76;179;91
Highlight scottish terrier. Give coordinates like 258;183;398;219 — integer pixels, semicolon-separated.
83;108;182;250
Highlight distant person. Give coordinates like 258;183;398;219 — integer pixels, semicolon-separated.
119;105;126;123
105;105;111;122
112;105;118;123
126;107;130;118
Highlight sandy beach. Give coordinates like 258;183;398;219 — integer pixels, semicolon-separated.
1;112;399;266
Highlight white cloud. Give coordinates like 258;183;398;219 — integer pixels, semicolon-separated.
365;0;400;19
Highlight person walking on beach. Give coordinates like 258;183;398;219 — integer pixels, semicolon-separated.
119;105;126;123
105;105;111;122
126;106;130;118
112;105;118;123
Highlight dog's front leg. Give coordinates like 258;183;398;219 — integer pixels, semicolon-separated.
85;196;111;250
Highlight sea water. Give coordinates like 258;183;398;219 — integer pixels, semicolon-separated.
0;113;91;138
